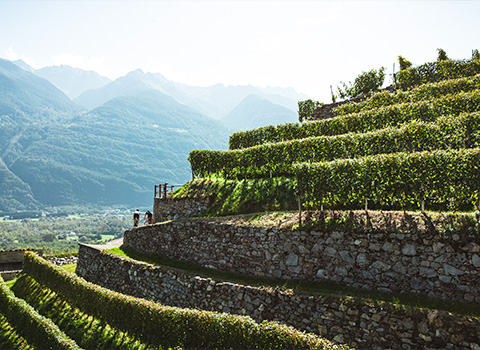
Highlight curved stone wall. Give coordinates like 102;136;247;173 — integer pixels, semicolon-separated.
76;244;480;350
124;212;480;304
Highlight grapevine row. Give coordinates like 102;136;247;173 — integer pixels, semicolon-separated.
0;275;81;350
229;90;480;150
334;73;480;116
21;252;345;350
294;147;480;211
395;57;480;90
191;112;480;179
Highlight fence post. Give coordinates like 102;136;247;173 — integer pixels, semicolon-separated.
163;183;168;199
296;190;302;227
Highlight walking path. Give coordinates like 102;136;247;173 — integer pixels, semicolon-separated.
80;237;124;251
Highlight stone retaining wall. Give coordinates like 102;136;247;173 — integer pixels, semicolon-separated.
0;249;43;263
153;197;209;223
76;244;480;350
124;212;480;304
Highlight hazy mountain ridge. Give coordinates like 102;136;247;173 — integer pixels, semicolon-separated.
0;62;229;211
221;94;298;131
74;69;307;120
36;65;112;99
0;59;306;211
0;58;82;122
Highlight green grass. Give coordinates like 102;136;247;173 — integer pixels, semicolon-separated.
101;234;115;242
60;263;77;274
109;246;480;318
172;178;297;217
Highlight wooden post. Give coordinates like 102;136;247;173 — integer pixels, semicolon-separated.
296;191;302;227
392;62;396;84
163;183;168;198
365;198;368;212
421;199;425;213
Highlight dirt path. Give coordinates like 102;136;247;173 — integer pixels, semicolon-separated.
81;237;123;251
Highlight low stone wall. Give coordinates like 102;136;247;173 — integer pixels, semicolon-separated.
153;197;210;223
76;244;480;350
124;212;480;304
0;249;43;263
0;249;43;281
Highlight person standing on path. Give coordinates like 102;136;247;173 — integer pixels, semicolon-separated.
144;210;153;225
133;209;140;227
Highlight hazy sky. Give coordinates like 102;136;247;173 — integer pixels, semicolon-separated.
1;0;480;102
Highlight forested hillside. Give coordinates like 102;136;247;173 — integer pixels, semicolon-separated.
0;59;230;211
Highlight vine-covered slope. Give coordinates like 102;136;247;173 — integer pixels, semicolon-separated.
188;55;480;212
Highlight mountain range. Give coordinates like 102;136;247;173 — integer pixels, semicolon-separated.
0;58;306;211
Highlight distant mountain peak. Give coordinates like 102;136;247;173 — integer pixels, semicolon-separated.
126;68;145;76
35;65;112;99
12;59;35;72
221;94;297;132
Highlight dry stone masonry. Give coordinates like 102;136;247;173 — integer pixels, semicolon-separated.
153;197;210;223
124;211;480;304
76;244;480;350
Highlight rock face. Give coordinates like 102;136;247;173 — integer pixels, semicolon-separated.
76;244;480;350
123;215;480;304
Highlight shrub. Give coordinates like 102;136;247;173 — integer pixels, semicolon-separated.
298;99;323;122
398;56;412;71
336;67;386;99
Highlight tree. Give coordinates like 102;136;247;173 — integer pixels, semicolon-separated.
398;56;412;71
473;49;480;61
437;48;449;61
336;67;386;99
42;233;56;242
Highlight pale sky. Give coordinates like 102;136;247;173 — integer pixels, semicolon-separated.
1;0;480;102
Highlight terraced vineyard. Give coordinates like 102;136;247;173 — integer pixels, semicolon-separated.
189;70;480;213
0;252;346;349
3;54;480;349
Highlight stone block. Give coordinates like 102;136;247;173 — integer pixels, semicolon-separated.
402;243;416;256
286;253;299;266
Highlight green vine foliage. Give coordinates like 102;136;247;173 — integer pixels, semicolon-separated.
334;73;480;116
336;67;386;99
194;52;480;212
398;56;412;71
0;275;81;350
21;252;346;350
190;113;480;181
437;48;449;61
298;100;323;122
227;89;480;150
395;57;480;90
295;147;480;211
